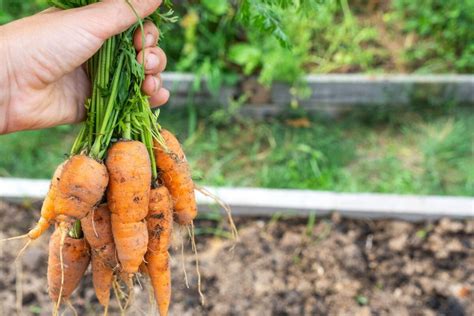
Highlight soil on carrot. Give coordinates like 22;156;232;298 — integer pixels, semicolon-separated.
0;199;472;315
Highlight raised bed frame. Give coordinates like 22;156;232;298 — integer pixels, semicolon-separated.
1;178;472;221
162;73;474;117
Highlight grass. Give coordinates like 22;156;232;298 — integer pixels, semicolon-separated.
0;105;472;196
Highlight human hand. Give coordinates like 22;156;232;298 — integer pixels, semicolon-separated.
0;0;169;134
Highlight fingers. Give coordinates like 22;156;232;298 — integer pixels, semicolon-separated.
149;87;170;108
133;22;168;107
142;74;169;107
142;74;161;96
133;21;159;51
86;0;162;40
83;1;169;107
136;47;167;74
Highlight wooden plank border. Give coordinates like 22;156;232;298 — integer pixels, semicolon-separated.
162;73;474;117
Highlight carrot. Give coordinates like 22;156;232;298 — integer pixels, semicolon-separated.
27;162;64;240
81;204;117;307
54;155;109;223
47;227;90;305
154;129;197;225
106;140;150;275
145;186;173;316
91;256;114;308
29;155;108;239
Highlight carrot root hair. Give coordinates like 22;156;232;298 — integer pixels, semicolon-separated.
123;277;134;312
66;300;78;316
195;185;238;241
103;304;109;316
53;226;68;316
187;223;205;305
14;239;32;262
112;279;126;314
179;229;190;288
0;234;28;242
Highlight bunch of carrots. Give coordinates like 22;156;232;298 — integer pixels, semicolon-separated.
40;126;196;315
4;1;237;315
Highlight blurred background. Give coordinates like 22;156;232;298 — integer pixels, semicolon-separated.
0;1;473;315
0;0;472;196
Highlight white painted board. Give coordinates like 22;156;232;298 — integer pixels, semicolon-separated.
0;178;472;221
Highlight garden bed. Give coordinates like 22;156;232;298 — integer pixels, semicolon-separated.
0;200;472;315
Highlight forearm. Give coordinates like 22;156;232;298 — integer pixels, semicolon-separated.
0;25;12;134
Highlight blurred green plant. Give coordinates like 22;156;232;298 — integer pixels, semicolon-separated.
1;0;471;91
0;0;48;24
390;0;474;73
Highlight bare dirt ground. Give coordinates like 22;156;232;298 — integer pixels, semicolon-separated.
0;199;472;316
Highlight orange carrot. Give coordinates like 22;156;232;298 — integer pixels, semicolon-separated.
146;186;173;316
154;129;197;225
106;140;150;275
29;155;108;239
27;162;64;240
47;227;90;304
54;155;109;223
81;204;117;307
91;256;114;308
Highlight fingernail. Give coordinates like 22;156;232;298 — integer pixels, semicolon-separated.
153;77;161;92
145;33;154;46
146;54;159;70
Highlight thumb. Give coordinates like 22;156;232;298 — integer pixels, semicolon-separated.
78;0;162;40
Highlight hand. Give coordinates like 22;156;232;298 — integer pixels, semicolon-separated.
0;0;169;134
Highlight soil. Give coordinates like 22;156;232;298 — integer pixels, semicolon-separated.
0;199;472;316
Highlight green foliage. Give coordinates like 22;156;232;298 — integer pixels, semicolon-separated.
391;0;474;73
1;0;471;90
0;125;77;178
238;0;290;48
0;0;47;23
418;117;474;195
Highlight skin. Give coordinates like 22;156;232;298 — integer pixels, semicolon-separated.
0;0;169;134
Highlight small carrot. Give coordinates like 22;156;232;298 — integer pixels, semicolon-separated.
54;155;109;223
29;155;108;239
27;162;64;240
145;186;173;316
81;204;117;307
154;129;197;225
47;227;90;306
106;140;150;275
91;256;115;308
